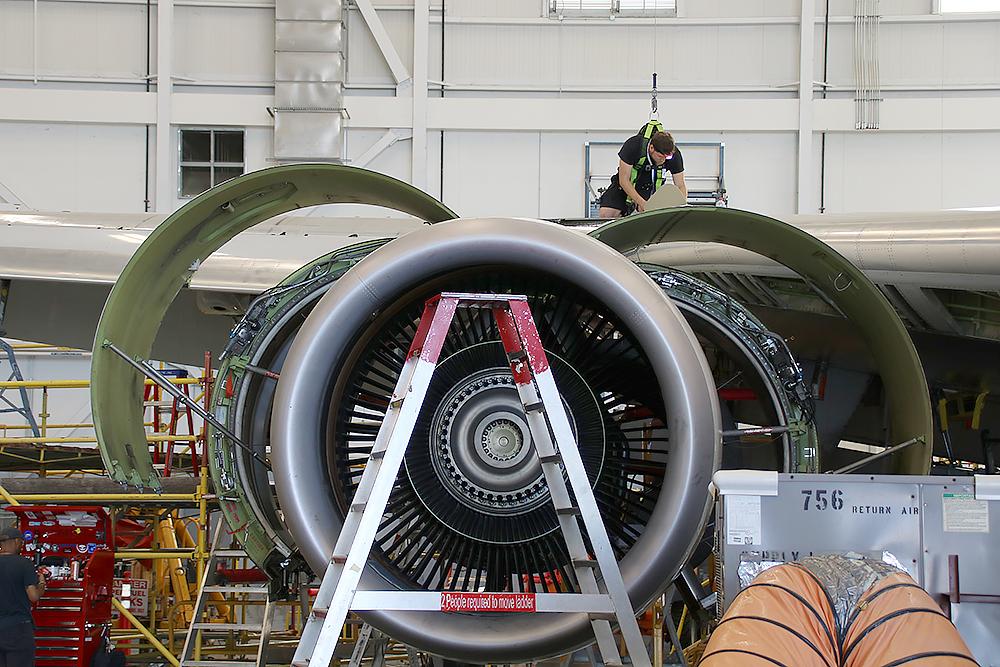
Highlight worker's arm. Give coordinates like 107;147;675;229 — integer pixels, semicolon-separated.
617;160;646;212
26;569;45;603
673;171;688;200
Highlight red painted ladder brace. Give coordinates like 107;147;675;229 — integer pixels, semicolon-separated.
290;292;651;667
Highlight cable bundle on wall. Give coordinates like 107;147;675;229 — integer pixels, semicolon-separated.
854;0;881;130
700;554;976;666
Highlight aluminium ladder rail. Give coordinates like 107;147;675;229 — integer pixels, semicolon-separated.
180;521;275;667
291;292;651;667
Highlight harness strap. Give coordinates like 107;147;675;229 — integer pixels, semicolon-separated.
627;120;665;204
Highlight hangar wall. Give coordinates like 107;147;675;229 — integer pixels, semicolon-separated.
0;0;999;218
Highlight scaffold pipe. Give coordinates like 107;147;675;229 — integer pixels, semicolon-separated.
112;598;180;667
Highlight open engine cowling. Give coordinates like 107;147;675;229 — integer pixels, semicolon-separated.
90;165;930;664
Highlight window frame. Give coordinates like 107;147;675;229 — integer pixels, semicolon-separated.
936;0;1000;12
546;0;677;20
177;127;246;199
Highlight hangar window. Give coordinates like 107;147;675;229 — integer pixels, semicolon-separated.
548;0;676;19
939;0;1000;11
178;128;245;198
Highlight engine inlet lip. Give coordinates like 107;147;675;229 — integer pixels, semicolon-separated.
271;217;721;662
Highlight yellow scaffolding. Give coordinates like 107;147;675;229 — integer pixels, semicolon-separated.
0;351;218;666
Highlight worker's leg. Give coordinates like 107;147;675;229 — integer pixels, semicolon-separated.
0;622;34;667
597;186;627;219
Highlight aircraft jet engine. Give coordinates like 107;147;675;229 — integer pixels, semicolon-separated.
89;165;932;663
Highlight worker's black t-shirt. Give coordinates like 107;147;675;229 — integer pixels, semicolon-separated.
0;553;36;628
608;134;684;200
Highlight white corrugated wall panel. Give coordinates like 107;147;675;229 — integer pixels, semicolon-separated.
688;0;799;18
441;23;798;89
941;21;1000;85
0;1;35;75
823;20;1000;89
447;0;542;19
443;24;559;87
822;132;945;213
712;132;797;217
443;131;542;218
538;132;588;218
877;23;944;87
0;122;146;211
940;132;1000;209
36;2;147;78
175;6;274;82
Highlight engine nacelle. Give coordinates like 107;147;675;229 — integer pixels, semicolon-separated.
270;217;720;661
90;165;930;663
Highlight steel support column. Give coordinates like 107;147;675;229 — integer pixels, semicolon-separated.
411;0;429;190
155;0;173;212
797;0;815;214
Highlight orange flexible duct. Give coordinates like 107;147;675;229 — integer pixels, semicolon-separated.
841;571;976;666
700;555;975;667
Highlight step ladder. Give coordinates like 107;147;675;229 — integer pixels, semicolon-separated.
291;292;652;667
180;525;275;667
347;623;394;667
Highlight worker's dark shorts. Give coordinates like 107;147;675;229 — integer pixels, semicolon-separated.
0;620;35;667
597;186;634;215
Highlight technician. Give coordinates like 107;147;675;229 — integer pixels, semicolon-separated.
0;526;45;667
598;122;687;218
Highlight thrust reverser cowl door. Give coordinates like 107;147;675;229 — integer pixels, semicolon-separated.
590;207;933;474
91;164;457;491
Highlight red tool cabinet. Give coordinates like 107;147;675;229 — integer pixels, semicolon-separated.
8;505;113;667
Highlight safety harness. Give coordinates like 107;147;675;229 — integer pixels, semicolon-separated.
626;119;666;205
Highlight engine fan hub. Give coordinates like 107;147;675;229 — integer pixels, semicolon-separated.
429;369;556;515
480;417;524;463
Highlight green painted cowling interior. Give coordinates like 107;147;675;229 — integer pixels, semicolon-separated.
91;164;458;491
210;239;392;572
590;207;932;474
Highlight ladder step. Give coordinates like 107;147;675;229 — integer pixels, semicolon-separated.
507;349;527;362
555;506;581;516
537;452;561;464
523;401;545;413
588;612;617;622
370;448;386;460
332;554;347;564
572;558;598;568
203;585;268;595
191;622;259;631
350;501;367;513
311;606;328;619
213;550;249;558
